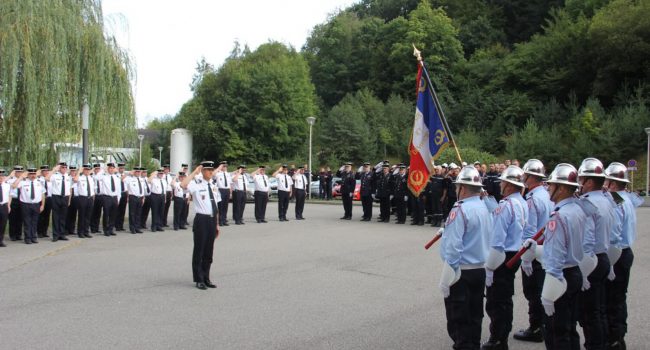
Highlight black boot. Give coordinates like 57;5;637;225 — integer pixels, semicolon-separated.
481;339;508;350
513;327;543;343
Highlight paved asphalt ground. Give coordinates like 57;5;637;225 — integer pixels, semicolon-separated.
1;202;649;350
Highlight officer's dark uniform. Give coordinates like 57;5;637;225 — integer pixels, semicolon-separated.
65;166;79;235
337;164;356;220
358;164;375;221
484;170;502;202
374;166;392;222
393;168;408;224
443;175;457;220
427;173;445;226
90;164;103;233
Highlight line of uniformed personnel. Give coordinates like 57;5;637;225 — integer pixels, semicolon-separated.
433;157;641;350
0;162;193;246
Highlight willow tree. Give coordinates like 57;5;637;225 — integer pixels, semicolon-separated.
0;0;135;165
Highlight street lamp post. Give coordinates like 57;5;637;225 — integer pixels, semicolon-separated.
306;116;316;200
81;103;89;163
645;127;650;197
158;146;163;166
138;134;145;167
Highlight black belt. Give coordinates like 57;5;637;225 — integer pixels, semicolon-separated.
53;195;69;198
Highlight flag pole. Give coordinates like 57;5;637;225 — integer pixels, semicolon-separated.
413;45;463;164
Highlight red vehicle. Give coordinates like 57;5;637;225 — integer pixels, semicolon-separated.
333;180;361;201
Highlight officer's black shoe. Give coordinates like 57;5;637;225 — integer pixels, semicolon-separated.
24;240;32;244
417;221;424;226
0;242;6;247
607;340;626;349
513;327;543;342
196;282;207;290
31;239;38;244
340;216;348;220
261;220;268;223
222;223;229;226
84;234;93;238
410;221;419;225
204;280;217;288
396;221;405;224
59;236;69;241
135;230;143;234
180;226;187;229
104;233;111;236
52;237;59;242
78;234;85;238
481;339;508;350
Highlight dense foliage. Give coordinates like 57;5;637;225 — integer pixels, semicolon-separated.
159;0;649;190
0;0;135;165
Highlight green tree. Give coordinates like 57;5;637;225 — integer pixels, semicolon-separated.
0;0;135;165
319;94;373;164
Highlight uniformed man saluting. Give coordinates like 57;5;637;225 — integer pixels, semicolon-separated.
337;162;356;220
12;167;46;244
438;166;492;349
180;162;221;291
358;162;374;221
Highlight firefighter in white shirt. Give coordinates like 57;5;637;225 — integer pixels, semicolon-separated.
12;167;45;244
253;166;270;223
292;166;308;220
0;169;12;247
215;161;232;226
173;172;188;230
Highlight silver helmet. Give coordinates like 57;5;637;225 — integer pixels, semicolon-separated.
604;162;629;183
522;159;545;178
578;157;606;178
454;166;483;187
448;162;459;170
500;165;525;187
547;163;579;187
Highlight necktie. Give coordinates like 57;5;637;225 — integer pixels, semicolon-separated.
1;184;3;203
111;175;116;192
96;177;100;194
60;174;65;195
86;176;91;196
137;177;142;195
30;180;35;200
44;179;48;192
207;182;218;216
242;177;247;192
145;179;150;193
284;175;288;189
224;173;228;187
159;178;164;193
163;176;168;190
263;176;267;187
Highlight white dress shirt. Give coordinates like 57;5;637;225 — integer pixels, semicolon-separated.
37;176;52;197
253;174;270;192
50;172;71;196
293;174;307;190
150;176;166;195
275;173;293;192
126;176;144;197
18;179;45;204
75;174;95;197
215;171;233;190
0;182;11;205
187;177;221;216
7;177;19;198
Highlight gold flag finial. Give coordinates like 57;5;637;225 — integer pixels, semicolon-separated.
412;44;422;61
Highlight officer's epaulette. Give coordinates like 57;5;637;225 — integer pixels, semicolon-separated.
453;200;463;207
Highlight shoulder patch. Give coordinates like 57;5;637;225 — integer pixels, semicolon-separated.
548;219;557;232
447;210;457;224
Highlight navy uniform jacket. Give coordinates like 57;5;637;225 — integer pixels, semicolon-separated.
359;171;375;197
427;175;445;198
375;172;393;198
336;170;356;194
393;173;408;197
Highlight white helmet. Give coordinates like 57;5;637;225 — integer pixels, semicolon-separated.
500;165;525;187
578;157;606;178
523;159;545;178
461;161;468;166
547;163;580;187
604;162;629;183
454;166;483;187
448;162;459;170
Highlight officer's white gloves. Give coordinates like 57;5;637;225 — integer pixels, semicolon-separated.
349;193;353;198
371;194;376;200
581;276;591;291
404;196;408;201
485;268;494;287
440;284;450;298
521;238;537;262
541;298;555;316
389;195;394;200
579;254;597;291
439;263;460;299
608;266;616;281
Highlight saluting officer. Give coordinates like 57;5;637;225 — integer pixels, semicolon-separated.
274;164;293;222
162;164;174;227
293;166;308;220
483;166;528;350
7;166;24;241
126;167;144;234
358;162;374;221
149;168;167;232
74;164;95;238
0;169;11;247
577;158;618;350
180;161;221;290
215;162;232;226
36;165;52;238
514;159;553;343
528;163;584;350
47;162;72;241
438;166;492;349
603;162;643;349
336;162;356;220
173;171;188;230
374;163;392;222
252;166;270;223
66;165;79;236
115;162;128;231
231;165;248;225
140;168;152;229
12;167;45;244
428;166;445;227
97;163;120;236
90;163;103;233
393;164;408;224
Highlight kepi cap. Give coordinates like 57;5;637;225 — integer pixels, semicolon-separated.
201;161;215;169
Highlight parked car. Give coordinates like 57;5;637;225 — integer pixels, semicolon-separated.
268;177;278;198
333;180;361;200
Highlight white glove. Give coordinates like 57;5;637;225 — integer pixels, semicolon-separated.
521;260;533;277
349;193;353;198
439;283;450;298
521;238;537;263
371;194;376;200
541;297;555;316
582;276;591;291
608;266;616;281
485;269;494;287
389;195;394;200
404;196;408;201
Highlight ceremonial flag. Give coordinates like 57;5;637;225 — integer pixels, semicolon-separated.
408;64;450;196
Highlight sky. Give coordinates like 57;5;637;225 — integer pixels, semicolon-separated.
101;0;357;127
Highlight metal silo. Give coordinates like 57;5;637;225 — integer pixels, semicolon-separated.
170;128;192;174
